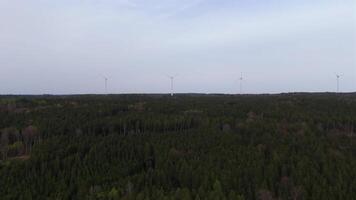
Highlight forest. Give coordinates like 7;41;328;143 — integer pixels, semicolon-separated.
0;93;355;200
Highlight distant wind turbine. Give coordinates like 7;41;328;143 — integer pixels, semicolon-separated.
239;72;243;94
167;75;178;96
102;76;108;94
335;74;342;93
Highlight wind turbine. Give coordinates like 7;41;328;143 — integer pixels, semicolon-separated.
335;74;342;93
167;74;178;96
102;76;108;94
239;72;243;94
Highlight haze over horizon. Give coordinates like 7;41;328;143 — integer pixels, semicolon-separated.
1;0;355;94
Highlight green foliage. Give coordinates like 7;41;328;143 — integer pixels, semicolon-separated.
108;188;120;200
0;94;355;199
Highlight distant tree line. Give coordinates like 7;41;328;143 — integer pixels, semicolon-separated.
0;94;355;199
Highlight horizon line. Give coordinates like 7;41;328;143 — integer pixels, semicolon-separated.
1;92;355;96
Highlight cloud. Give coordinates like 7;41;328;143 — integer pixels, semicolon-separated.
156;1;353;49
0;0;354;94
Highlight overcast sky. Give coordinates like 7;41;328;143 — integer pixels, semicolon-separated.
0;0;355;94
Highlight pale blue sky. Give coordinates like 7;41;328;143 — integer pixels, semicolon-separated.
0;0;355;94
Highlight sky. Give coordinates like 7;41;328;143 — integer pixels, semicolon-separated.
0;0;355;94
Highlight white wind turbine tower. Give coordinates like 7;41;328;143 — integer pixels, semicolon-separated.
239;72;243;94
102;76;108;94
335;74;342;93
167;75;178;96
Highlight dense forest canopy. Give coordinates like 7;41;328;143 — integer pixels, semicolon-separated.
0;93;355;199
